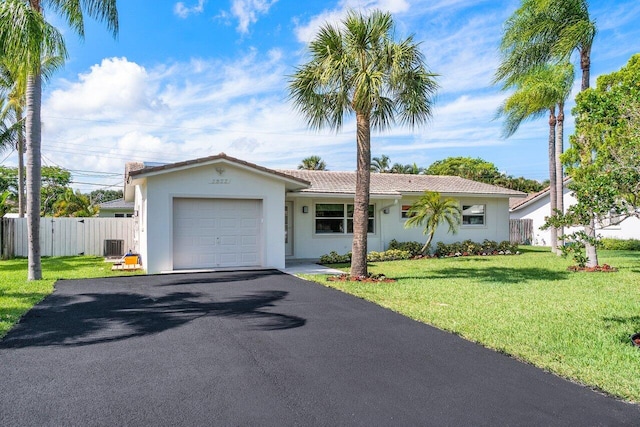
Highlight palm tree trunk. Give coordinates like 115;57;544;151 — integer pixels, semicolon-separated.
555;102;565;253
421;231;434;255
548;107;557;253
350;112;371;277
17;106;25;218
26;72;42;280
580;45;598;267
580;46;591;91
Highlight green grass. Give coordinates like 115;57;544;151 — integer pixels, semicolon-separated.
303;247;640;402
0;256;142;339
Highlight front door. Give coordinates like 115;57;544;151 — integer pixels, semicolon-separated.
285;202;293;256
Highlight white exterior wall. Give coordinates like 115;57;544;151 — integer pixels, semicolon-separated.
287;195;512;259
138;163;285;274
510;186;640;245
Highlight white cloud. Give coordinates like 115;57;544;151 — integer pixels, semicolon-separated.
293;0;409;43
174;0;206;19
230;0;278;34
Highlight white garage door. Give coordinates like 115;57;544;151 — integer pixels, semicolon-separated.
173;198;262;269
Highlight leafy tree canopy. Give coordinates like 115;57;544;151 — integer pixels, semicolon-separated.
90;189;123;204
425;156;544;193
0;165;72;215
544;54;640;266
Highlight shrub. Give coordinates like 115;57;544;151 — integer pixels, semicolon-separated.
319;249;412;264
434;240;518;257
599;238;640;251
319;251;351;264
387;239;423;257
367;249;412;262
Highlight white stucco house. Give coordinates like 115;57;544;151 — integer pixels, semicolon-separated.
124;153;525;274
510;180;640;246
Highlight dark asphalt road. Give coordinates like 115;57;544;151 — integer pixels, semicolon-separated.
1;270;638;426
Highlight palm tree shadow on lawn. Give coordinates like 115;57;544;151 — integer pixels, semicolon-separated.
396;266;569;284
0;290;305;349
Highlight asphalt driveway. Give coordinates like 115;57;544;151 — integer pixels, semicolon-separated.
1;270;638;426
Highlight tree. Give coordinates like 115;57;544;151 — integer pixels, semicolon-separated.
90;189;123;204
298;155;327;170
546;54;640;267
425;156;544;192
289;10;437;277
426;157;501;183
496;0;596;262
495;63;574;252
0;165;71;215
404;191;461;255
370;155;390;173
0;55;63;218
53;188;97;217
0;0;118;280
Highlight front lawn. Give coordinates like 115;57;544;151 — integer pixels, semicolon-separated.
303;247;640;402
0;256;142;339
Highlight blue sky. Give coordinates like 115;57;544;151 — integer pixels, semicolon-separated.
4;0;639;192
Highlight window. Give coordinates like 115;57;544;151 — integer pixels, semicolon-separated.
401;205;413;219
462;204;485;225
114;213;134;218
315;203;374;234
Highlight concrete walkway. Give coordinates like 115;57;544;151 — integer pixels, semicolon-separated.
282;259;344;275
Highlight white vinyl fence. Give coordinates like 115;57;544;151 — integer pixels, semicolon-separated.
1;217;135;258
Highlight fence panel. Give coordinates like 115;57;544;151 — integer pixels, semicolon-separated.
2;217;135;257
510;219;533;244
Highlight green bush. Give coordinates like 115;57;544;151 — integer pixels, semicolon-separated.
599;238;640;251
319;249;412;264
434;240;518;257
367;249;412;262
387;239;423;257
319;251;351;264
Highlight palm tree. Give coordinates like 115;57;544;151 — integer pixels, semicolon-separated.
0;56;63;218
404;191;461;255
0;0;118;280
390;163;411;174
496;63;574;253
496;0;597;264
298;155;327;170
53;188;98;217
289;10;437;277
371;155;391;173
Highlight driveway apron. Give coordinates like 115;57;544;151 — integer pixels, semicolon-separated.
1;270;638;426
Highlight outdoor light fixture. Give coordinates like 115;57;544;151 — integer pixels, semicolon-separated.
383;208;390;214
302;206;309;214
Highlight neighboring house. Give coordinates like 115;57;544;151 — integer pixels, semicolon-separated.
98;198;135;217
510;179;640;246
125;153;525;274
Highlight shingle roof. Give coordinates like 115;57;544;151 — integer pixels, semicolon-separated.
509;177;572;211
282;170;526;197
99;198;134;209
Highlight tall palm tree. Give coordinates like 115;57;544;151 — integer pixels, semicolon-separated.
496;0;597;264
404;191;461;255
289;10;437;277
298;155;327;170
0;56;63;218
496;63;574;253
371;154;391;173
0;0;118;280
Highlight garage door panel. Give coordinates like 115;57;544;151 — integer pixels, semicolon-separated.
173;198;262;269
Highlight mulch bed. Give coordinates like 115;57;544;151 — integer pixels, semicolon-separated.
567;264;618;272
327;274;396;283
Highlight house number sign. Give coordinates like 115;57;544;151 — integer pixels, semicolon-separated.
210;178;231;184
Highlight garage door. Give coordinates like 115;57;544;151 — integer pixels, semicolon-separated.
173;198;262;269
